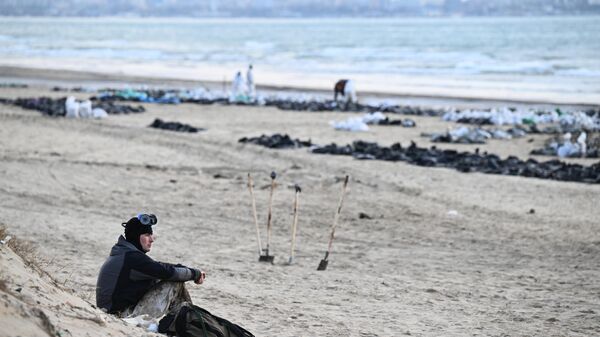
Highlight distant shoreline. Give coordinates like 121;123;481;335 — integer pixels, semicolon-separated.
0;64;598;111
2;14;600;19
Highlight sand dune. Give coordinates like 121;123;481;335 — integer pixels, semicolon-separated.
0;232;153;337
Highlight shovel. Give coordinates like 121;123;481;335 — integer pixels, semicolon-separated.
247;173;263;257
259;171;277;263
288;184;301;265
317;175;349;271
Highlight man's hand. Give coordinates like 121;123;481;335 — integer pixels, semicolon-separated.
191;268;206;285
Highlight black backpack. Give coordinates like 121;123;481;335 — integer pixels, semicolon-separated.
158;303;255;337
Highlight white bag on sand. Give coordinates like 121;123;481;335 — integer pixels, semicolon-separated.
122;314;159;332
577;132;587;156
557;142;579;158
330;117;369;132
78;100;92;118
65;96;79;118
92;108;108;119
362;112;386;124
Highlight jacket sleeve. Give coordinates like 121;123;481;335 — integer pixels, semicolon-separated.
127;251;194;282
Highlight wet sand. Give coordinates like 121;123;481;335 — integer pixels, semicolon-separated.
0;70;599;337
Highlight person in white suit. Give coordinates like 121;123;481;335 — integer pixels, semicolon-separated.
246;64;255;99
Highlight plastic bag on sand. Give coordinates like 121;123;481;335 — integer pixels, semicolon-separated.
362;112;386;124
78;100;92;118
330;112;386;132
577;132;587;156
557;142;579;158
92;108;108;119
65;96;79;118
557;133;579;157
122;314;159;332
330;117;369;132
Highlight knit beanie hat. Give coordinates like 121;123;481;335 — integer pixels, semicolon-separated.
123;215;155;252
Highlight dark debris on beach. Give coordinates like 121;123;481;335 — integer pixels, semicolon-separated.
240;133;600;184
238;134;312;149
149;118;205;133
377;117;416;127
246;99;442;116
94;89;445;116
0;96;145;116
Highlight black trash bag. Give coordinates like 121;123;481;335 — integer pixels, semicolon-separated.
158;303;254;337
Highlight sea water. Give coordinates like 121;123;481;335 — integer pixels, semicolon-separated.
0;16;599;104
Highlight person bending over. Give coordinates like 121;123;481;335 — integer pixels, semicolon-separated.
96;214;205;318
333;79;357;104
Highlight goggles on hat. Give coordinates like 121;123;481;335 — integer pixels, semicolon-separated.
137;213;157;226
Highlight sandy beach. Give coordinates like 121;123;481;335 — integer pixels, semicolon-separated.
0;69;599;337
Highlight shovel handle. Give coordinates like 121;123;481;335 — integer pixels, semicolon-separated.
247;174;262;255
266;171;277;250
289;186;301;261
326;175;349;254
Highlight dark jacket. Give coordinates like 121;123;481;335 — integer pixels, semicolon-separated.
96;235;195;313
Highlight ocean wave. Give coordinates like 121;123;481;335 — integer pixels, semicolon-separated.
205;52;248;63
305;47;492;65
243;40;275;51
455;61;556;75
1;46;167;60
555;68;600;78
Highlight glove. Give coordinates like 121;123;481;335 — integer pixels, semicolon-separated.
190;268;205;283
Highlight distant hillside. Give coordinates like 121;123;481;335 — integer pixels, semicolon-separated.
1;0;599;17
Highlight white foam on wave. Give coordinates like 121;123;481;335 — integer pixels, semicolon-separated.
455;60;556;75
243;40;275;51
13;47;167;60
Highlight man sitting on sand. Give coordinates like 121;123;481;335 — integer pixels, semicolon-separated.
96;214;205;318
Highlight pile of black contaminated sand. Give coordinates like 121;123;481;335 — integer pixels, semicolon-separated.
266;100;441;115
8;97;67;117
263;100;443;115
239;134;600;184
149;119;205;133
0;97;145;116
90;101;145;114
96;89;444;116
238;134;312;149
376;117;416;127
454;118;598;135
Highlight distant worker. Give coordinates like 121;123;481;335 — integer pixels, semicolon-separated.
231;71;246;102
577;131;587;157
246;64;255;99
333;79;357;104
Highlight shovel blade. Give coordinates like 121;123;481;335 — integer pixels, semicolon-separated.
259;255;275;263
317;259;328;271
